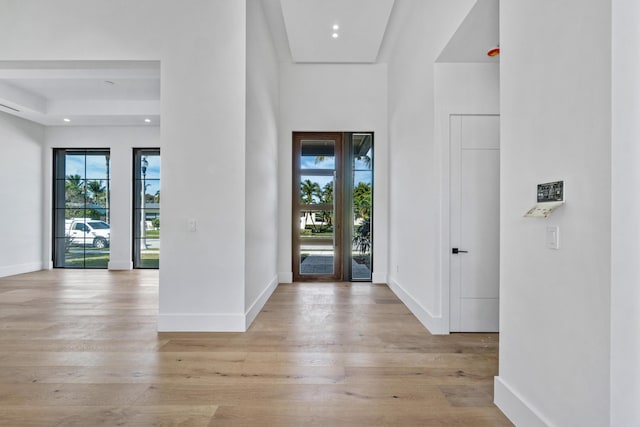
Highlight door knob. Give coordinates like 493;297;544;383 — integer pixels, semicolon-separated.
452;248;468;254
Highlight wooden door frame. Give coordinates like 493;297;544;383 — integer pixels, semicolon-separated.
292;132;343;281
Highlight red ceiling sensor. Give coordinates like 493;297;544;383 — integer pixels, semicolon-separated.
487;46;500;57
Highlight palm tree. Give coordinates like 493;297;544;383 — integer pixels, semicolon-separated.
353;134;373;169
353;182;372;220
300;179;321;204
355;154;372;169
300;179;321;230
321;181;333;203
65;174;85;219
65;174;83;193
320;181;334;226
87;180;105;205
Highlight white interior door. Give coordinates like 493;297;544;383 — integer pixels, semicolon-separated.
450;114;500;332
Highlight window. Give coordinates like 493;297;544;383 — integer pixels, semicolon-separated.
348;133;373;281
53;149;111;268
133;149;160;268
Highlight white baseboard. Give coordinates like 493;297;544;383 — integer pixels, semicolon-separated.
245;274;278;328
158;275;279;333
158;313;245;332
387;277;449;334
371;272;387;284
108;260;133;270
0;261;43;278
494;376;551;427
278;271;293;283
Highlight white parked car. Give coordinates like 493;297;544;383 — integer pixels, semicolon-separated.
66;219;110;248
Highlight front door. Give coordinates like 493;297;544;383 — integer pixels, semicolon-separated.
293;133;343;281
450;115;500;332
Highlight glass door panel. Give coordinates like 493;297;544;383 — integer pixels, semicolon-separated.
350;133;373;280
299;209;335;275
293;134;342;281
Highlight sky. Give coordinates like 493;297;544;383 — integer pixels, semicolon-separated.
65;153;160;179
64;152;371;202
300;154;372;190
65;153;161;197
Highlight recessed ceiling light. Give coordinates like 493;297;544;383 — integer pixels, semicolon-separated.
332;32;339;39
63;118;71;122
144;118;151;123
332;24;339;30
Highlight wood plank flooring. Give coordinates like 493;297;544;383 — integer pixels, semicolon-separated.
0;269;512;426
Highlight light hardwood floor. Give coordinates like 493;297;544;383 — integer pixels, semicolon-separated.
0;269;512;426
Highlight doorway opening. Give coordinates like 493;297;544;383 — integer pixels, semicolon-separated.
292;132;373;282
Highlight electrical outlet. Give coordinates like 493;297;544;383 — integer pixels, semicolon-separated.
188;219;197;232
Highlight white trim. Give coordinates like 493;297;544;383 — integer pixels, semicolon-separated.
108;260;133;270
43;148;53;269
371;271;387;284
387;277;449;335
0;262;43;278
278;271;293;283
494;376;552;427
158;313;245;332
158;274;279;332
245;274;278;328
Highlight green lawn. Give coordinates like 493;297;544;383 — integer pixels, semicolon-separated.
146;229;160;239
64;252;110;268
62;228;160;269
63;247;160;269
139;252;159;269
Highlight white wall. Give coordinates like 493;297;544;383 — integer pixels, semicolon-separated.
277;63;388;283
0;112;44;277
495;1;612;426
44;126;160;270
0;0;248;332
386;0;475;332
432;63;500;333
245;0;279;325
611;0;640;425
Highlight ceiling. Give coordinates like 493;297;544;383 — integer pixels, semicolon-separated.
279;0;395;63
437;0;500;63
0;61;160;127
0;1;498;127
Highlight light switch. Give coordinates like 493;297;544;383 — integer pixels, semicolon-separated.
188;219;197;232
546;226;559;249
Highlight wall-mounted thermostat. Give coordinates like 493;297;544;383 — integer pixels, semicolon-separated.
537;181;564;203
525;180;565;218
